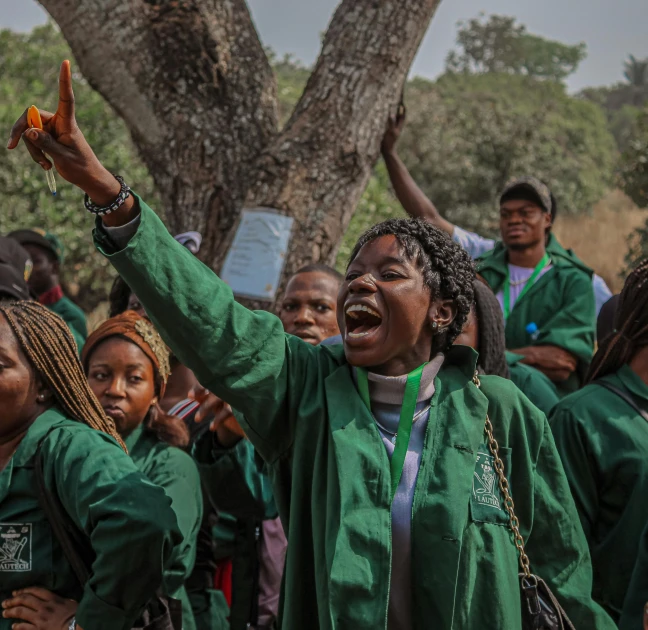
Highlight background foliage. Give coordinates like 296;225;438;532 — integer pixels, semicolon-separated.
0;24;157;308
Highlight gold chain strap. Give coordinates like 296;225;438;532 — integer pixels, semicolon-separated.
473;372;532;578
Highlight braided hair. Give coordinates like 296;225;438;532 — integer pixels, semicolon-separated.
586;259;648;383
0;300;126;450
349;218;475;351
473;280;510;378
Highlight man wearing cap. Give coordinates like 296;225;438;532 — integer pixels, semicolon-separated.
8;228;87;349
382;114;598;396
0;237;32;301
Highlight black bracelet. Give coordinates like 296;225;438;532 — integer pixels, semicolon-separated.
84;175;131;216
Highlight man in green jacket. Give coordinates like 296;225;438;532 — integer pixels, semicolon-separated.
381;112;597;397
7;62;614;630
8;228;87;349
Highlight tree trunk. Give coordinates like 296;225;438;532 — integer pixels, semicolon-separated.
39;0;442;308
233;0;443;308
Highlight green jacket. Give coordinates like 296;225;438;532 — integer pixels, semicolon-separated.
48;294;88;349
94;198;613;630
125;423;203;630
619;520;648;630
0;408;182;630
196;437;277;522
549;365;648;622
478;235;595;397
195;435;279;630
506;351;560;416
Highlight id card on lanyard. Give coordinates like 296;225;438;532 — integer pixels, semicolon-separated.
356;364;426;499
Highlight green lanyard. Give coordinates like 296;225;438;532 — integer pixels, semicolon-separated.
357;363;426;499
502;253;550;320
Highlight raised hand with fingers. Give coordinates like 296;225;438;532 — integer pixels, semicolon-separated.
189;386;246;448
7;60;136;225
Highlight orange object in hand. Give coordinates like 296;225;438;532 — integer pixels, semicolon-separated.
26;105;56;195
27;105;43;130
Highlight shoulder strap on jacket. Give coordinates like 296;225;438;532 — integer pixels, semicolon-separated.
596;381;648;422
34;430;94;585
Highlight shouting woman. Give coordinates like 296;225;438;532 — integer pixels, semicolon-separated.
7;61;614;630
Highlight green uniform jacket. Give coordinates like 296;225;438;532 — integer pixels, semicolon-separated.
506;351;560;416
195;436;279;630
94;198;613;630
549;365;648;622
478;235;595;397
48;294;88;349
196;437;277;521
619;520;648;630
125;424;203;630
0;408;182;630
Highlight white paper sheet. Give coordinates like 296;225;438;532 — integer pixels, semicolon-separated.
220;209;294;301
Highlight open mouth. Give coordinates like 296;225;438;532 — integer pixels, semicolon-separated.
345;304;383;339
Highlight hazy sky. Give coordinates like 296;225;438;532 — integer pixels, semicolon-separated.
2;0;646;92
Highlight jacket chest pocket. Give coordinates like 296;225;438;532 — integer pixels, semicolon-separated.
469;445;513;527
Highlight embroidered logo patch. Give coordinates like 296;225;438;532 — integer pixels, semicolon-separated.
0;524;32;571
473;447;502;510
470;444;512;526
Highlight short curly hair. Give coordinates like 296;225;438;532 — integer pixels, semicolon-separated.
348;218;475;351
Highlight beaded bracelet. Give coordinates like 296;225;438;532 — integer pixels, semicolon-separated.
84;175;131;217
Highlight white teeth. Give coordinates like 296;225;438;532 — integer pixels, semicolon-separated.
345;304;381;319
348;331;369;338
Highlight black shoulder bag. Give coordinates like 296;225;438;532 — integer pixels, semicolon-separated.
34;440;182;630
474;374;576;630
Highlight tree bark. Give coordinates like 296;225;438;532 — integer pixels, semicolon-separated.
39;0;442;308
38;0;278;252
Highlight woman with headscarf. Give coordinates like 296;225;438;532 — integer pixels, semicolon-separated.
81;311;204;630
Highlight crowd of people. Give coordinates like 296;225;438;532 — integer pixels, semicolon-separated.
0;60;647;630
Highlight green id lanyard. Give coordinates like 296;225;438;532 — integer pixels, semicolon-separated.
356;363;426;499
502;252;550;321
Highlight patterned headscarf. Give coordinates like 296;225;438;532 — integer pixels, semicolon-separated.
82;311;171;395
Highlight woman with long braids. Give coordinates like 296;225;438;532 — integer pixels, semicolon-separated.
7;61;614;629
0;300;182;630
549;259;648;623
81;311;203;630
